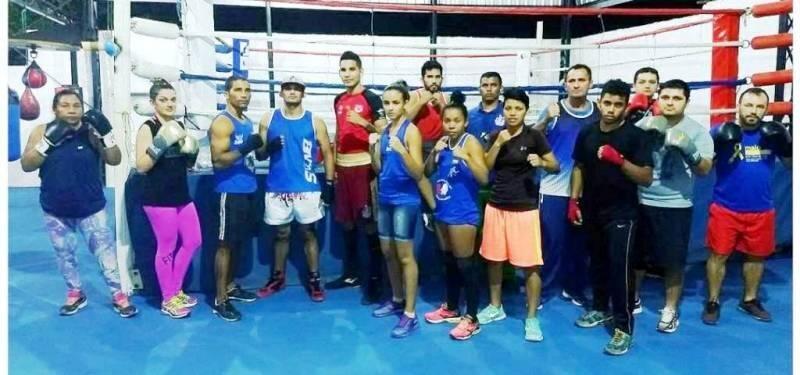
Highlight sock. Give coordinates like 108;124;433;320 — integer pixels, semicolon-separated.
457;255;480;319
342;228;358;278
308;271;320;283
444;252;461;312
392;296;404;304
367;232;384;281
404;311;416;319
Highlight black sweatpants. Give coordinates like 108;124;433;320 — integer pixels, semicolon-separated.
586;218;637;335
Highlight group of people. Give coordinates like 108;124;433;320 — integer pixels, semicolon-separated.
22;50;791;356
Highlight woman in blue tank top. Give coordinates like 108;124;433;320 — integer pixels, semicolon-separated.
369;81;425;338
421;92;489;340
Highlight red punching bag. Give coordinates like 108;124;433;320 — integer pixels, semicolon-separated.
20;87;40;121
22;60;47;89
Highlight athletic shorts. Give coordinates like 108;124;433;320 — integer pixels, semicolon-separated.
218;192;257;244
377;203;419;242
264;192;324;226
634;205;692;269
480;204;543;267
706;202;775;258
334;164;375;223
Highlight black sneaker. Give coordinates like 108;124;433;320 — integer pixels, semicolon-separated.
325;275;361;290
738;299;772;322
59;292;88;316
213;299;242;322
360;277;382;305
702;301;721;325
227;285;257;303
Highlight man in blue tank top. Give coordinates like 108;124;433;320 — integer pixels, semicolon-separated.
20;89;137;318
467;72;504;145
254;76;335;302
209;76;264;321
533;64;598;307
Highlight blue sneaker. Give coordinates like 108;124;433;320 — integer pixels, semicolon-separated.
524;317;543;342
391;314;420;338
373;300;404;318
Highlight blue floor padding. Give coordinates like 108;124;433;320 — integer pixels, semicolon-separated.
8;187;793;374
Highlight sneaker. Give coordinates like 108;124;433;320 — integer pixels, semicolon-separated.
524;317;544;342
257;275;286;298
422;212;435;232
450;316;481;340
161;296;191;319
373;300;404;318
702;301;721;325
604;329;633;356
360;277;382;305
560;290;587;307
59;290;88;316
176;290;198;308
476;304;507;325
633;297;643;315
227;285;257;303
112;292;139;318
576;310;612;328
212;299;241;322
738;299;772;322
657;307;679;333
391;314;420;338
424;304;461;324
308;276;326;303
325;275;361;290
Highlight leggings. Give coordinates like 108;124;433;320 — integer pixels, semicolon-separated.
143;202;202;301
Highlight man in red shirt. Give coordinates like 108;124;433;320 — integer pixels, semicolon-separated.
326;51;387;305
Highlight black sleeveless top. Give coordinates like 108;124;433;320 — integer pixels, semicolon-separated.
140;118;192;206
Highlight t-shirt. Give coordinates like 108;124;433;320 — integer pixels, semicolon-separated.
467;101;504;145
333;89;384;166
573;121;653;221
487;126;552;210
712;123;779;212
636;115;713;208
538;99;599;197
414;92;444;143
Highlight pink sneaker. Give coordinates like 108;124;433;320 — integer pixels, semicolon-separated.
449;317;481;340
424;304;460;324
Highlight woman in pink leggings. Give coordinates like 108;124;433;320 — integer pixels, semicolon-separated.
134;79;202;318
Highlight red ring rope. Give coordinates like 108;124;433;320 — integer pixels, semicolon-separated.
751;0;793;18
751;33;793;50
751;69;793;87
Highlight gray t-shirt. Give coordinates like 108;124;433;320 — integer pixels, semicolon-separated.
636;115;714;208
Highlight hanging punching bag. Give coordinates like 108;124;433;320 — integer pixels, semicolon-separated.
8;88;21;161
22;60;47;89
20;87;40;121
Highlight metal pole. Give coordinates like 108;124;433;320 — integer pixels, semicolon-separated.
559;0;573;84
266;1;276;108
430;0;437;59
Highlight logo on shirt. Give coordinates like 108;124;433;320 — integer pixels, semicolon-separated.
354;104;364;113
435;179;452;201
302;139;317;184
494;114;504;127
234;134;244;145
520;146;528;152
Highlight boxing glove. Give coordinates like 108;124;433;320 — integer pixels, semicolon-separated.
712;122;742;155
759;121;792;158
147;120;186;160
627;93;651;114
665;128;702;166
640;115;669;135
82;109;115;147
35;120;73;156
238;134;265;156
321;180;334;205
650;100;662;116
179;134;200;168
598;145;625;166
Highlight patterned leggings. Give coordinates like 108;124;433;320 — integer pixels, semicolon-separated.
44;209;121;295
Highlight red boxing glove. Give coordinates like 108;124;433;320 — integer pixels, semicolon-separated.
567;198;582;225
598;145;625;166
650;100;662;116
627;93;650;113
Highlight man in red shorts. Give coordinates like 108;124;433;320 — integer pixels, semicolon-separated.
702;87;792;325
326;51;387;305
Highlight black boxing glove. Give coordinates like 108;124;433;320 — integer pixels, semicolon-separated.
712;122;743;155
238;134;264;156
82;109;115;147
759;121;792;158
35;120;74;156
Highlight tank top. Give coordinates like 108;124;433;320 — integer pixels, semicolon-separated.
265;109;320;193
434;133;479;226
414;95;443;142
141;117;191;206
212;111;257;194
539;100;599;197
39;122;106;218
378;119;421;206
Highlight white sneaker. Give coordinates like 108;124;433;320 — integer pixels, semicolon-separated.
477;304;507;325
657;307;679;333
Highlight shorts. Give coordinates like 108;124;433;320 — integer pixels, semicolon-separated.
218;192;257;244
264;192;324;225
334;164;375;223
634;205;692;269
480;204;543;267
706;202;775;257
377;203;419;242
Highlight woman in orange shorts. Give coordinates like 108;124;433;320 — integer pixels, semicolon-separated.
476;88;559;342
